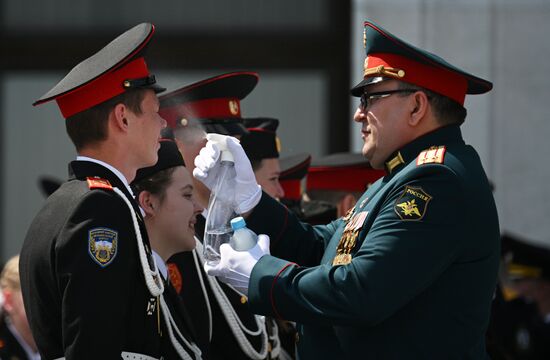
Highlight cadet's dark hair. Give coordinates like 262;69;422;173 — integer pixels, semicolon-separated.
250;159;263;172
65;88;147;151
132;167;177;205
398;82;467;126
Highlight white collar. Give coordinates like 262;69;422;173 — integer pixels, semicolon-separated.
153;251;168;279
6;319;41;360
76;156;135;198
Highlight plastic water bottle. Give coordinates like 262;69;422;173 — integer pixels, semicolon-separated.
229;217;258;251
204;134;238;265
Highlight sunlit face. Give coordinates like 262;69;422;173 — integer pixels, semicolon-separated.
149;167;202;255
353;80;411;169
254;158;284;200
129;90;166;168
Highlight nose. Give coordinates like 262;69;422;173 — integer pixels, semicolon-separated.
353;107;366;123
274;180;285;199
159;114;167;129
193;198;203;214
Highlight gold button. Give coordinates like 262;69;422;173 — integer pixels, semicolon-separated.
240;296;247;304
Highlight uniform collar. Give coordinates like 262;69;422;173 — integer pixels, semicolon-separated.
153;251;168;279
68;159;146;219
384;125;463;175
75;156;135;197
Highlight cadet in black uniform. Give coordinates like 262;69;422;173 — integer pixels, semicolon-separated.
160;73;282;359
133;132;204;359
19;23;168;360
0;255;40;360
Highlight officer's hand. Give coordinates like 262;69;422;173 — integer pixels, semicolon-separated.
194;135;261;214
193;140;222;191
204;234;271;296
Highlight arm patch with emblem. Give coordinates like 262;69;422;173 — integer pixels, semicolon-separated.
394;186;432;220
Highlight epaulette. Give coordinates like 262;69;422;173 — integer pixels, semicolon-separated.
86;176;113;190
416;146;446;166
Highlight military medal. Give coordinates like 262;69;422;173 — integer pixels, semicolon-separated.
333;211;368;266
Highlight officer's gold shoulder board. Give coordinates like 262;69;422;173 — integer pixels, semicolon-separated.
417;146;446;166
88;227;118;267
86;176;113;190
167;263;183;294
394;186;432;221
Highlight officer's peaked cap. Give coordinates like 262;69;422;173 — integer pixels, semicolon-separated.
351;20;493;105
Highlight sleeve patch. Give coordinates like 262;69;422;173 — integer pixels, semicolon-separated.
394;186;432;221
86;177;113;190
416;146;446;165
88;227;118;267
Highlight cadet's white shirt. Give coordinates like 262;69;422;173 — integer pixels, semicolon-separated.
6;318;41;360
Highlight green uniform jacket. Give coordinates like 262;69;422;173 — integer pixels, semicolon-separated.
246;125;500;359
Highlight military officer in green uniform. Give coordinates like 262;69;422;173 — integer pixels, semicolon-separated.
197;20;500;359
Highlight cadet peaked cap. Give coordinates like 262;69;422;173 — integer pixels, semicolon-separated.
501;233;550;281
307;152;385;192
241;118;280;161
34;23;165;119
351;20;493;105
133;138;185;184
279;153;311;201
159;72;259;136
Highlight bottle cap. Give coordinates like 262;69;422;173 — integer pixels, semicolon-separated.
230;216;246;230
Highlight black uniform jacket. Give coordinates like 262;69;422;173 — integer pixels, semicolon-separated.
20;160;162;360
0;313;34;360
167;215;272;359
160;275;201;359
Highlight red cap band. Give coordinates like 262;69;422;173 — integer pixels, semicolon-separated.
307;167;384;192
160;97;241;128
57;57;151;118
281;179;302;200
366;53;468;105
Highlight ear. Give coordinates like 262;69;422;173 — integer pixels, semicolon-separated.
2;290;13;312
408;91;429;127
138;191;156;217
112;103;129;131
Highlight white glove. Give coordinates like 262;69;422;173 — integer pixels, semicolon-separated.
204;234;271;296
193;140;221;191
194;135;262;214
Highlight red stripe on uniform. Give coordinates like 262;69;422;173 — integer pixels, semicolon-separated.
270;262;297;320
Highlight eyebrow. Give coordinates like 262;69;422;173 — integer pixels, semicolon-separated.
180;184;193;191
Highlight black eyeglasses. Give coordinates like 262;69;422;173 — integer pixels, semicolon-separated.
359;89;418;110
